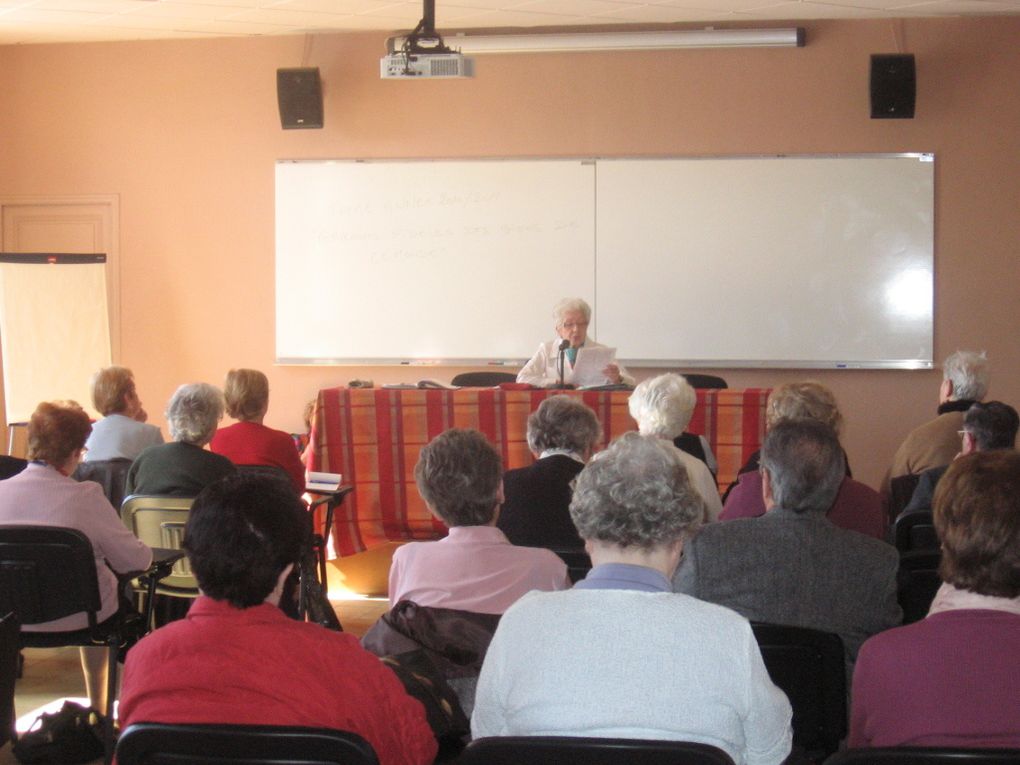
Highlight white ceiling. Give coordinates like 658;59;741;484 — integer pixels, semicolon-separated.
0;0;1017;45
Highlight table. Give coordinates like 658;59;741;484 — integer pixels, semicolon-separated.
308;387;770;555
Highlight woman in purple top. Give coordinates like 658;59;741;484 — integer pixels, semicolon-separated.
721;381;885;540
849;450;1020;748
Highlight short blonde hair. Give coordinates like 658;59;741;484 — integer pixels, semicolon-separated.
90;366;135;416
224;369;269;422
766;381;843;435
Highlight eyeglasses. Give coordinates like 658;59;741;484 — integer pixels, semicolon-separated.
560;321;589;330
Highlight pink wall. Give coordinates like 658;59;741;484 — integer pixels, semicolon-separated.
1;18;1018;490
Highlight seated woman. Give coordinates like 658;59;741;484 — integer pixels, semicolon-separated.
84;365;163;461
388;428;570;614
0;401;151;711
125;383;235;497
119;474;437;765
628;373;723;522
472;433;792;765
497;395;601;550
210;368;306;493
849;450;1020;747
516;298;633;388
720;381;885;539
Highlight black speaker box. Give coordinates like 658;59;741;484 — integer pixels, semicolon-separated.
870;54;916;119
277;67;323;129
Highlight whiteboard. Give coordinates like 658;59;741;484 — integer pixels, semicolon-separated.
0;255;112;423
276;160;596;363
275;155;933;369
596;156;934;368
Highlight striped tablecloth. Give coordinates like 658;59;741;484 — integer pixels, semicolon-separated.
308;386;770;555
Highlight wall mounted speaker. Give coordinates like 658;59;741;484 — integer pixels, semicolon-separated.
870;54;916;119
277;67;323;129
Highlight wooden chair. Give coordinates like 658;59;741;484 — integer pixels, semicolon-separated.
116;722;379;765
459;736;736;765
751;622;847;761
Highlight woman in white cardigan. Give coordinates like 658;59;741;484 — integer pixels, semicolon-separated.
471;433;791;765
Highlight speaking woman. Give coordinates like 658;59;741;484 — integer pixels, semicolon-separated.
516;298;633;388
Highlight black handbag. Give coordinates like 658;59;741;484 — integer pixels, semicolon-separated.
12;700;105;764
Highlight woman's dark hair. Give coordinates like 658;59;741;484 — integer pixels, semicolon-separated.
934;450;1020;598
184;473;311;608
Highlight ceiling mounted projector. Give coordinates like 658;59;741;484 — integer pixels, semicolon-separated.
381;0;474;79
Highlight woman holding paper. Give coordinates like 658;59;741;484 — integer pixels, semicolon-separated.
516;298;633;388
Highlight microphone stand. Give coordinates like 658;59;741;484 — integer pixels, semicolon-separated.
553;339;573;389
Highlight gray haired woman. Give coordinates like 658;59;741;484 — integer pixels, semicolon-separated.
473;433;792;764
125;382;235;497
516;297;634;387
628;373;723;521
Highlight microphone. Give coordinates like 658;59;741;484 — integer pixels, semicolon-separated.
556;339;570;388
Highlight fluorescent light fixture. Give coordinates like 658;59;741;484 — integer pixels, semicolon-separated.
390;27;805;54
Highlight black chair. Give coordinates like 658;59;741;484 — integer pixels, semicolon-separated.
0;611;19;749
116;722;379;764
894;510;938;553
0;525;153;762
73;457;133;512
307;485;355;589
0;456;28;481
825;747;1020;765
888;473;922;524
897;549;943;624
550;547;592;584
678;374;728;390
459;736;736;765
750;622;847;761
452;372;518;387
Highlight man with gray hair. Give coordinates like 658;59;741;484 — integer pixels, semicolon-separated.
498;395;601;550
900;400;1019;516
674;418;901;671
886;350;990;490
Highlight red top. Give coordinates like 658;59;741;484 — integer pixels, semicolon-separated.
720;472;887;540
850;609;1020;747
210;421;305;493
119;597;437;765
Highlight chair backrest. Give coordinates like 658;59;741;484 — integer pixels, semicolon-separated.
825;747;1020;765
0;525;103;626
750;622;847;760
0;611;19;748
451;372;519;387
121;495;196;593
459;736;736;765
897;549;943;625
0;456;28;481
678;374;728;390
894;510;938;553
549;547;593;584
115;722;379;765
888;473;922;522
73;458;133;512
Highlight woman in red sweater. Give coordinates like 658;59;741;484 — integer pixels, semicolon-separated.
210;368;305;493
